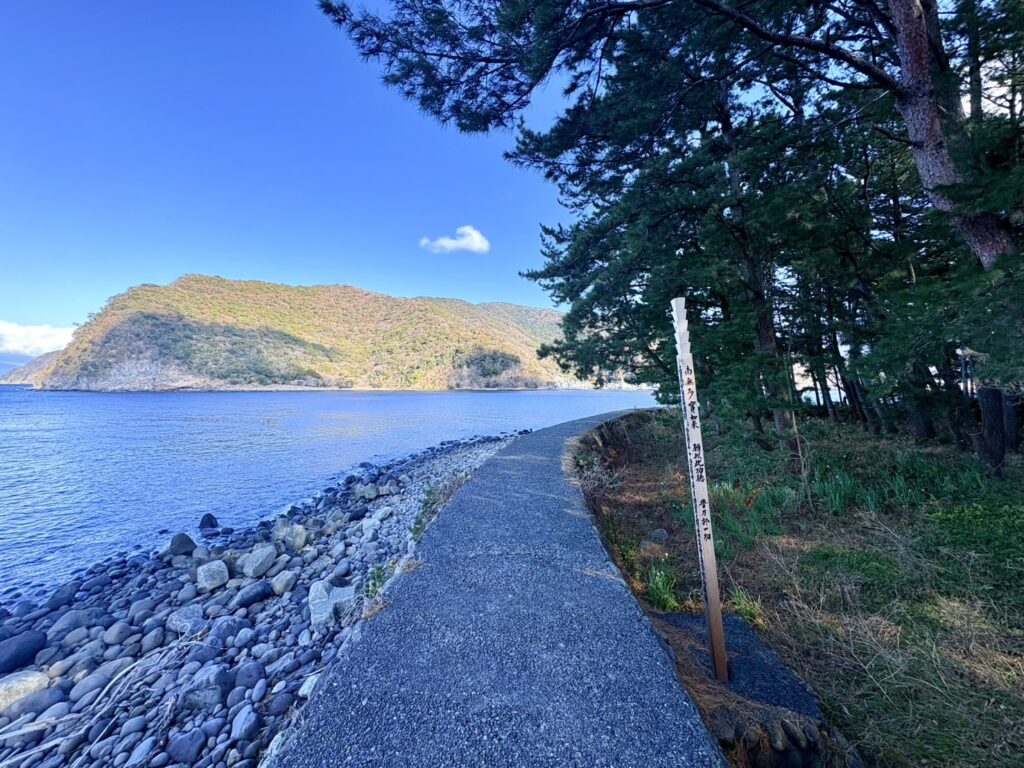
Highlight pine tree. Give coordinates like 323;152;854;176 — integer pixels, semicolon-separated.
320;0;1024;463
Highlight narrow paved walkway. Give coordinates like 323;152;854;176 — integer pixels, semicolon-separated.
274;412;724;767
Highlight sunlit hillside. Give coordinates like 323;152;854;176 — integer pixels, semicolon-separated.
8;276;580;391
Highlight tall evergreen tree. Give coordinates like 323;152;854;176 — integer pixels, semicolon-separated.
320;0;1024;461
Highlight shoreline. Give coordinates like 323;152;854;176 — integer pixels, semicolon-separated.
1;383;653;394
0;433;520;768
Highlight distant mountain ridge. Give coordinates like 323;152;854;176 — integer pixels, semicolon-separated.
3;276;578;392
0;351;60;384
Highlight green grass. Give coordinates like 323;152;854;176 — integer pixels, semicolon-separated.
363;566;388;599
729;585;767;629
926;503;1024;572
579;409;1024;768
410;484;443;541
813;471;857;515
924;502;1024;611
798;545;911;610
410;473;468;541
646;562;681;611
605;516;641;578
706;480;788;560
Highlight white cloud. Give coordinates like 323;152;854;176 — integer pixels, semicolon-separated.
419;225;491;254
0;321;75;357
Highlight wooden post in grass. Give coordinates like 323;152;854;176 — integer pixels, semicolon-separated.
671;297;729;682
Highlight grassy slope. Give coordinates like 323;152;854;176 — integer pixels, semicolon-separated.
35;275;573;390
579;411;1023;767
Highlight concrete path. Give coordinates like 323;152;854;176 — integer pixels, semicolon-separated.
273;412;725;767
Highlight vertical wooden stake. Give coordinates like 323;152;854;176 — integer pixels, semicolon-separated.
671;297;729;682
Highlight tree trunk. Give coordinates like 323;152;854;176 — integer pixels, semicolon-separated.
906;397;936;440
874;403;897;435
1003;391;1020;453
937;364;975;451
752;306;795;435
826;328;869;427
854;380;882;435
717;82;794;435
843;372;868;427
888;0;1016;269
905;366;937;440
977;387;1006;472
814;365;838;421
831;368;847;407
805;301;838;421
963;0;983;124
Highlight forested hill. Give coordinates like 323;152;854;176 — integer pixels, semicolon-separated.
3;276;577;391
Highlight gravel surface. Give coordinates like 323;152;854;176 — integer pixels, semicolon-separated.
270;412;725;768
660;613;822;720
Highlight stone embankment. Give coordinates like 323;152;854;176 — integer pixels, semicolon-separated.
0;434;516;768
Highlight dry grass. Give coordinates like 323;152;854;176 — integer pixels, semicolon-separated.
0;638;198;767
576;410;1024;767
410;471;470;541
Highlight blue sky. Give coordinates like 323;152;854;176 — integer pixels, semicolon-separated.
0;2;566;361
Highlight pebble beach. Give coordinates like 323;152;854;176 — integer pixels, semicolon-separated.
0;433;518;768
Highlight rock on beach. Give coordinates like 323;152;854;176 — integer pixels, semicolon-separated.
196;559;230;592
0;630;46;674
165;532;197;556
0;670;50;713
239;544;277;578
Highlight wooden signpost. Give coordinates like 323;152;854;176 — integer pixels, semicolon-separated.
671;297;729;682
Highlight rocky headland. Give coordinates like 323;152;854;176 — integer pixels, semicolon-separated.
2;275;578;391
0;434;518;768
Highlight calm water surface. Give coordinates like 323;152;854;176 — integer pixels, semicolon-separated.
0;387;654;600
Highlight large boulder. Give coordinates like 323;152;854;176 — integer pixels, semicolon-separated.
196;560;229;592
125;736;157;768
69;671;109;702
165;532;197;557
354;483;379;502
271;569;299;596
273;519;309;552
198;513;219;529
238;545;276;578
230;703;263;741
209;615;250;645
230;580;273;610
181;663;233;711
102;621;132;646
0;631;46;674
127;597;155;623
297;673;320;698
166;604;207;635
167;729;206;763
0;671;50;713
6;685;66;718
307;581;334;628
308;582;357;628
234;660;265;689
